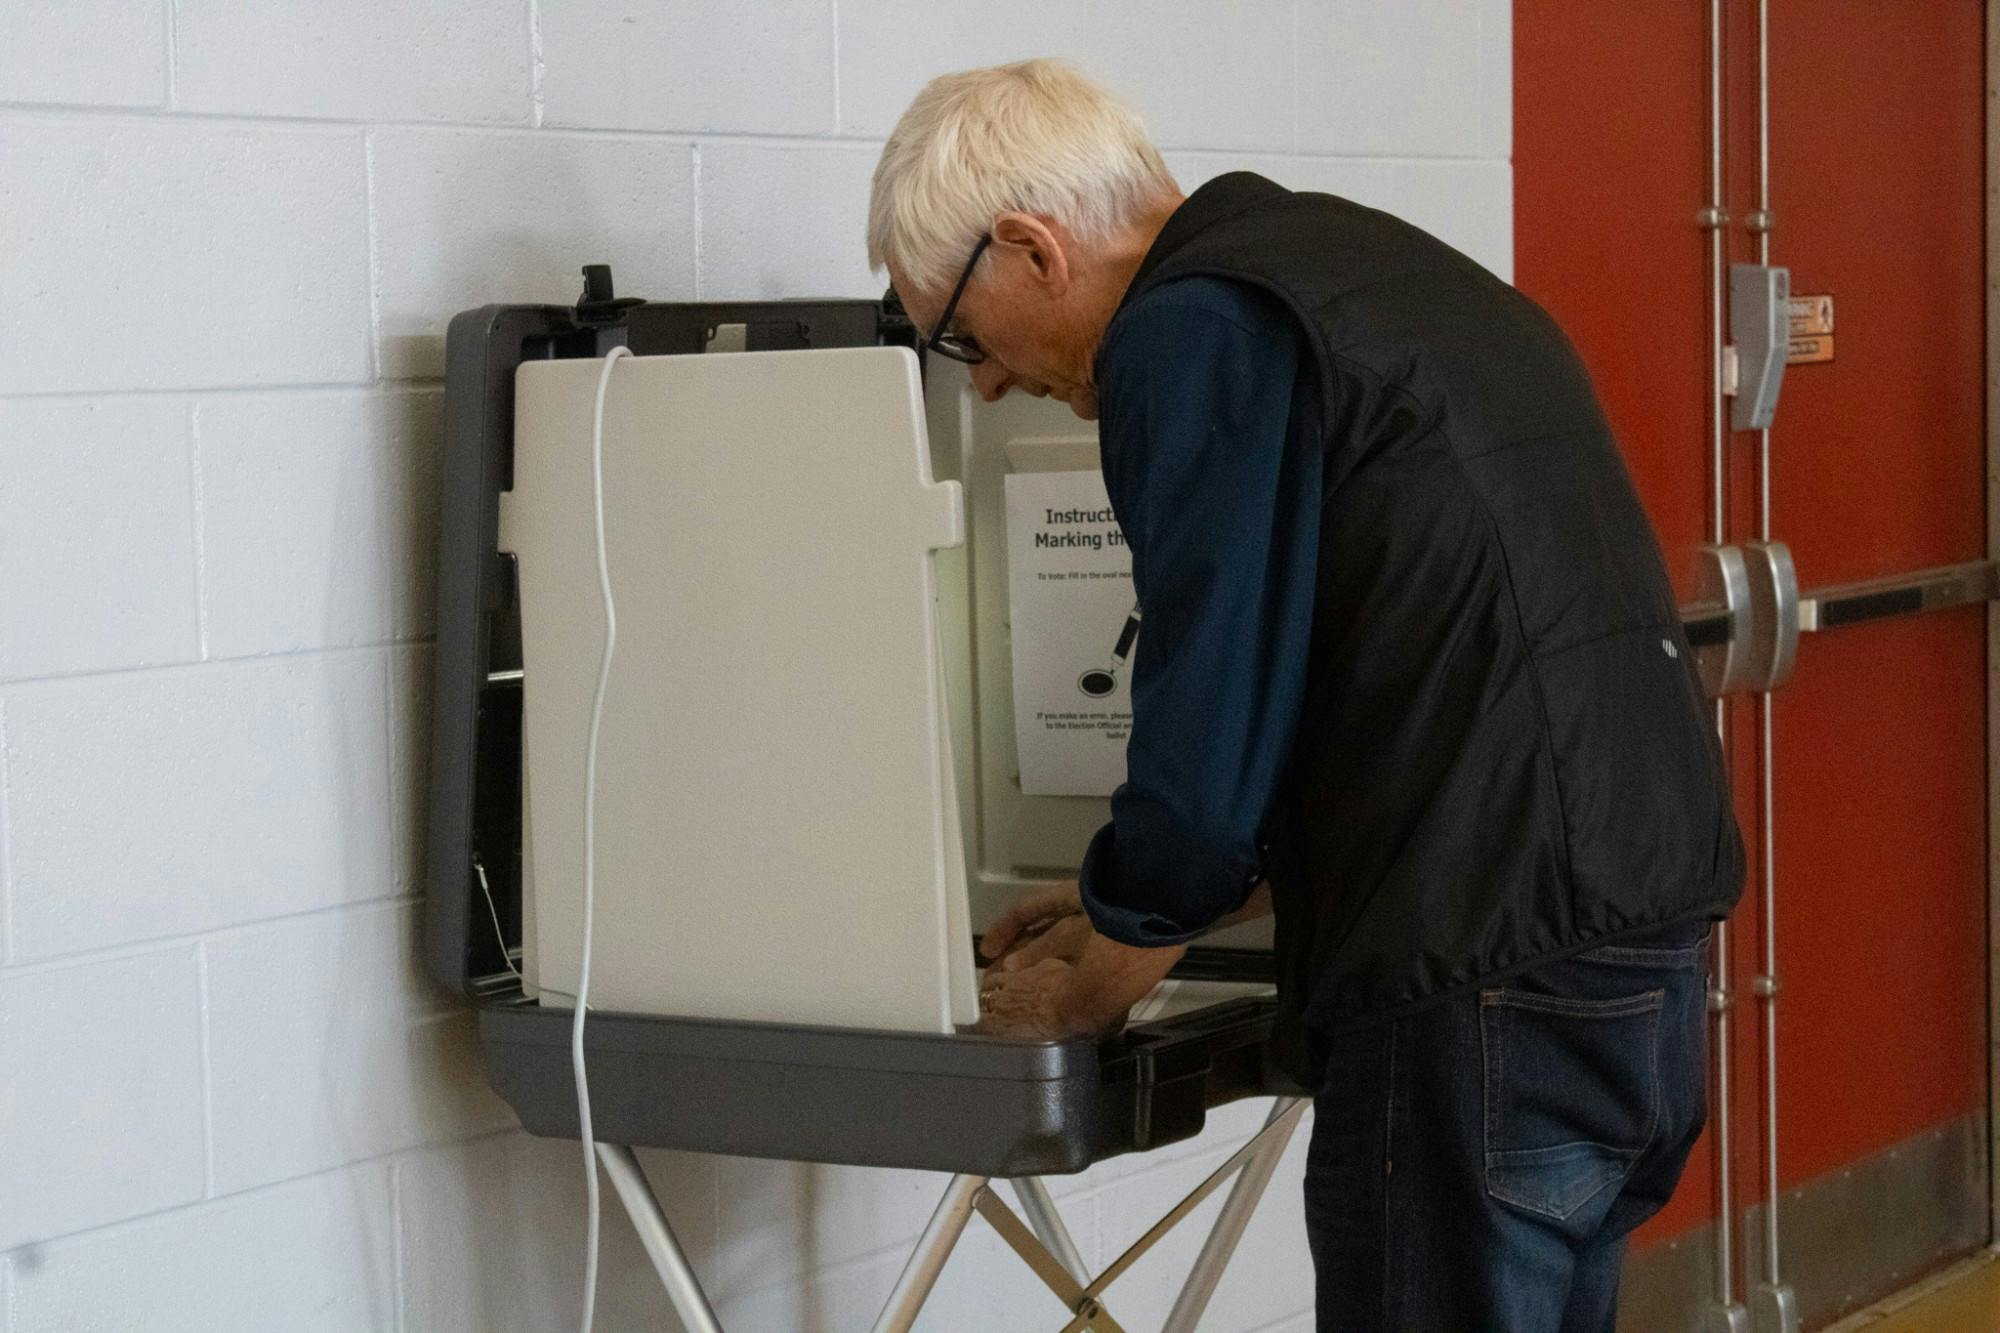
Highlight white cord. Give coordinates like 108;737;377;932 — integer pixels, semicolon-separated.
472;856;578;1004
576;342;631;1333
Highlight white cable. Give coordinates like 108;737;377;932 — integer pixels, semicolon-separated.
575;342;631;1333
472;856;577;1004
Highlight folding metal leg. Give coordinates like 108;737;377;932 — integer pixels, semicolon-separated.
1161;1097;1306;1333
1011;1177;1090;1286
602;1100;1307;1333
963;1099;1310;1333
871;1174;988;1333
596;1142;724;1333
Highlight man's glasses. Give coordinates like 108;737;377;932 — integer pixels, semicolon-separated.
920;234;993;365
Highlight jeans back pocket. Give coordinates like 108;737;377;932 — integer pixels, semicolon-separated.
1480;987;1664;1225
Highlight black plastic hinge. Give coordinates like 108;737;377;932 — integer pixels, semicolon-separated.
575;264;643;324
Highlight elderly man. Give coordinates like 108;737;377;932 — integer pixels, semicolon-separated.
869;60;1742;1332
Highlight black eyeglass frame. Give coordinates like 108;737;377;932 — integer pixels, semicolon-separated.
920;234;993;365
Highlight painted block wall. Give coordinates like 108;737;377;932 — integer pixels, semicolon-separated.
0;3;1509;1327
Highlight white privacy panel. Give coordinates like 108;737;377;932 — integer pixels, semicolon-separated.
505;347;975;1033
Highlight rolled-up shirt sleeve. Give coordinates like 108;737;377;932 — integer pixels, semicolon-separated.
1078;278;1322;947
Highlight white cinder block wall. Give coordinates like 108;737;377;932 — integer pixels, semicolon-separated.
0;3;1509;1328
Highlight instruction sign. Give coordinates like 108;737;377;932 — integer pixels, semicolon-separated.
1003;469;1137;797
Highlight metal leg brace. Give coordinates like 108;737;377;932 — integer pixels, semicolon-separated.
1160;1098;1305;1333
880;1097;1310;1333
872;1173;989;1332
597;1142;724;1333
601;1098;1309;1333
1012;1177;1092;1287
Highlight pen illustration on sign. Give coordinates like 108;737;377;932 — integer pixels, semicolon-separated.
1078;606;1142;698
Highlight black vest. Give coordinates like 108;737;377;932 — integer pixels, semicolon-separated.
1114;174;1744;1080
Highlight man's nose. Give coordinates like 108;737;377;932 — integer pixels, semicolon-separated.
969;359;1015;402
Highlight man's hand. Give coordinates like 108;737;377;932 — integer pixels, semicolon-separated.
980;880;1273;976
979;881;1088;966
977;913;1184;1040
972;877;1268;1039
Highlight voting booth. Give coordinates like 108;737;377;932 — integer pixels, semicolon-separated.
422;269;1301;1332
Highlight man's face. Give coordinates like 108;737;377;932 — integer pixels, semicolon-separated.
890;220;1100;420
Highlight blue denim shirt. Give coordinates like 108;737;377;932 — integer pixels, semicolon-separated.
1077;276;1324;946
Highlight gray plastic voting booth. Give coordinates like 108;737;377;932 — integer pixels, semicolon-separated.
424;269;1304;1332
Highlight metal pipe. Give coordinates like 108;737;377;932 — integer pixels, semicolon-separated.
1712;917;1740;1314
1758;0;1772;258
1161;1098;1307;1333
1753;0;1786;1298
1749;9;1802;1329
1009;1178;1090;1288
595;1144;724;1333
1709;0;1727;553
1704;0;1744;1320
1756;694;1780;1283
871;1175;986;1333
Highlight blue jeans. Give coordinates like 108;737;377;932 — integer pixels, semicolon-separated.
1303;920;1712;1332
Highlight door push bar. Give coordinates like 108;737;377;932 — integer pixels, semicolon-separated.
1683;550;1999;698
1797;559;2000;633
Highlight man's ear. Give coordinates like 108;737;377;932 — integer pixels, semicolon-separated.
991;212;1070;295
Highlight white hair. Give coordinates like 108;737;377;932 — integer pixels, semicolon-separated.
867;59;1179;296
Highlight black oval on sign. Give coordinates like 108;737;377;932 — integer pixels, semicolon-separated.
1077;670;1116;698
